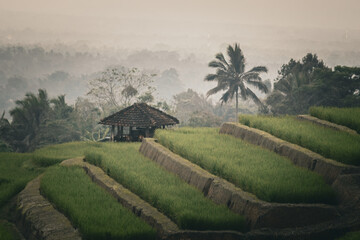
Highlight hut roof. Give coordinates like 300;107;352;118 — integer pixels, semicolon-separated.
99;103;179;127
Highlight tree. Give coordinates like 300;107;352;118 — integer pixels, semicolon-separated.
9;89;50;151
205;43;268;120
173;89;214;125
87;66;156;111
265;54;360;114
7;89;80;152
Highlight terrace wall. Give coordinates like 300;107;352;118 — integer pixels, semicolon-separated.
139;138;339;229
297;115;358;135
219;122;360;184
15;176;81;240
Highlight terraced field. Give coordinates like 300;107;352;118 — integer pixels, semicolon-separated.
0;121;359;240
0;152;42;207
41;166;157;240
155;128;336;204
239;114;360;166
310;106;360;134
85;143;245;231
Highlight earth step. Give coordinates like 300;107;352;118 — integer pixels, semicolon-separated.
297;115;358;135
139;138;339;229
16;176;81;240
219;122;360;184
61;157;180;238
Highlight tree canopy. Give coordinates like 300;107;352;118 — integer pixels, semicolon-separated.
266;53;360;114
204;43;268;119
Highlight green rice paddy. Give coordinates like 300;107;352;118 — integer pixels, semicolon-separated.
84;143;246;231
40;166;157;240
155;127;336;204
310;106;360;134
239;114;360;166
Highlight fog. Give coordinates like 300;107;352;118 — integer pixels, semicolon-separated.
0;0;360;114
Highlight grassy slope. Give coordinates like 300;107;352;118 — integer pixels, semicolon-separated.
32;141;97;166
0;153;42;207
310;106;360;134
155;128;336;204
85;143;245;231
239;115;360;166
41;166;156;240
337;231;360;240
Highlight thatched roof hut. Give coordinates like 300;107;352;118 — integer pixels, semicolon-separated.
99;103;179;141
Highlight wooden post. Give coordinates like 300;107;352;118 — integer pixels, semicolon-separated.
111;125;115;142
120;126;123;140
129;126;132;141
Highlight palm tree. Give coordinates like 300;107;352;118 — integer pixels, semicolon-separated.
10;89;50;151
205;43;268;120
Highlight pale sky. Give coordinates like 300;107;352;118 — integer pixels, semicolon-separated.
0;0;359;30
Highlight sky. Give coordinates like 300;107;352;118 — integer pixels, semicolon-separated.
1;0;359;30
0;0;359;99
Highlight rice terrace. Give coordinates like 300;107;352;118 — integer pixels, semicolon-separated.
1;2;360;239
0;106;359;239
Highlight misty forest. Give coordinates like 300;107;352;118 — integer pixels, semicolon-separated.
1;1;360;240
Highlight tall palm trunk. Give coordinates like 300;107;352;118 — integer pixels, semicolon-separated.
235;88;238;122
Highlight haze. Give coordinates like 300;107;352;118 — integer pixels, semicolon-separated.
0;0;360;110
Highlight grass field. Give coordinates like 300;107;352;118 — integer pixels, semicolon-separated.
337;231;360;240
31;141;96;167
310;106;360;134
0;153;42;208
239;115;360;166
155;128;336;204
85;143;246;231
41;166;157;240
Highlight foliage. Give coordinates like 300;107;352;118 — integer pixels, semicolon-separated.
85;143;245;231
205;43;268;118
0;152;42;207
87;66;156;110
239;115;360;166
266;54;360;114
155;128;336;204
173;88;226;126
337;231;360;240
41;166;156;240
188;111;222;127
310;107;360;134
0;221;21;240
3;89;81;152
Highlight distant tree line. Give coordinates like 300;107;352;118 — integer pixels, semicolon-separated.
265;53;360;114
1;44;359;152
204;45;360;116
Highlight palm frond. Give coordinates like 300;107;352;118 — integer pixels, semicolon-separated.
208;60;227;70
241;72;261;80
247;80;269;93
215;53;229;67
206;83;227;97
246;87;262;106
204;74;218;81
239;82;247;100
220;89;232;103
248;66;268;73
